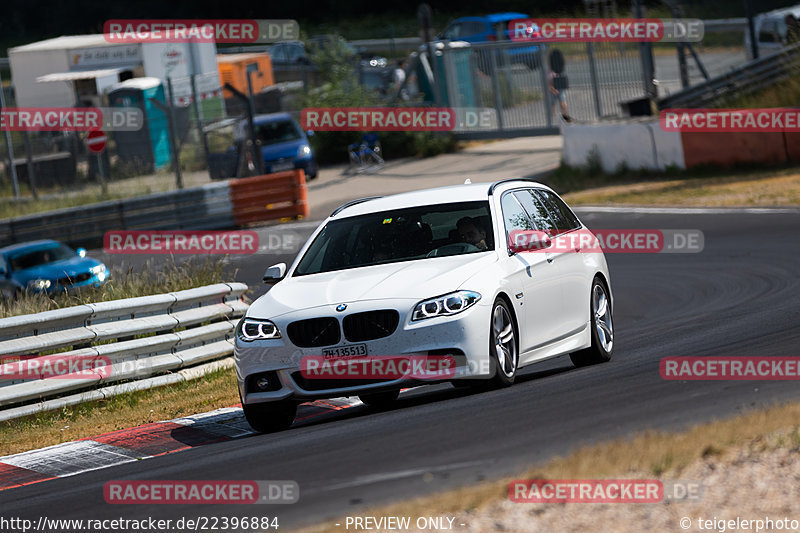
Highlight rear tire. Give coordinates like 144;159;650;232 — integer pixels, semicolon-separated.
570;278;614;367
242;399;297;433
358;389;399;408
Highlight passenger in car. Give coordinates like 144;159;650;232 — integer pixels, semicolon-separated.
457;217;488;251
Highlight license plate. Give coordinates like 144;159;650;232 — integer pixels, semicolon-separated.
322;344;368;359
271;162;294;172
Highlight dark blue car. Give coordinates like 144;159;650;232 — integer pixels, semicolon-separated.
0;240;108;298
245;113;318;180
439;12;545;70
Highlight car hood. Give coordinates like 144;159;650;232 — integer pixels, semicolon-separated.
260;139;306;160
249;253;497;319
12;257;101;284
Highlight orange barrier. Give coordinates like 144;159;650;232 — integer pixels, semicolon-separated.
681;132;787;169
229;169;309;226
783;132;800;162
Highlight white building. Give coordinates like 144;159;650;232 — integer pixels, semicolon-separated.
9;35;221;108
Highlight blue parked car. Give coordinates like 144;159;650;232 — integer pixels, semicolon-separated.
238;113;318;180
438;12;545;71
0;240;108;299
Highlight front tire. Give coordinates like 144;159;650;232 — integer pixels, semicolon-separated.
242;399;297;433
570;278;614;367
489;298;518;387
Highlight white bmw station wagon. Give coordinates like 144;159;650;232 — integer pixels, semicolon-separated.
235;179;614;432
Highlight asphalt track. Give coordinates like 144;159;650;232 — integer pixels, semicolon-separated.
2;207;800;531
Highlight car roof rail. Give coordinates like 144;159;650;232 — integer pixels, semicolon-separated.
487;177;543;195
330;196;384;217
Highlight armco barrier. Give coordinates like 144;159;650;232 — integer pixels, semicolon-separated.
230;169;309;225
0;282;248;420
0;170;307;249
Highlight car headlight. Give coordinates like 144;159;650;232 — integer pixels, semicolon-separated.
27;279;51;290
412;291;481;321
90;264;106;275
297;145;312;158
237;318;282;341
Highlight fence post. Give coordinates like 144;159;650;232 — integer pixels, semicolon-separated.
0;70;20;198
489;50;505;132
586;43;603;119
190;74;212;178
164;78;184;190
22;132;38;199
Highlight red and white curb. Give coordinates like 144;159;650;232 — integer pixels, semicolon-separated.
0;397;363;492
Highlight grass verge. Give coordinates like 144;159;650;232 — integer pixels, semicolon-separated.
299;400;800;533
0;366;239;457
543;164;800;207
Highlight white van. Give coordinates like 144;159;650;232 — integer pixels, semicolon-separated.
745;4;800;59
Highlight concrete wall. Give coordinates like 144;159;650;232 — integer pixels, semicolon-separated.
562;120;686;173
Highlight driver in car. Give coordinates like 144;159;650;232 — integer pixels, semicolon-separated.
457;217;488;251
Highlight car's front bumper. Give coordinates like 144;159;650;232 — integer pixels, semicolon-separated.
234;298;492;405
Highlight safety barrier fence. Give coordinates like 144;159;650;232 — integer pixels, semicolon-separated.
0;282;248;422
0;169;308;249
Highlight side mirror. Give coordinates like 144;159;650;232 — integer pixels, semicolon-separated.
76;248;87;258
508;230;552;254
263;263;287;284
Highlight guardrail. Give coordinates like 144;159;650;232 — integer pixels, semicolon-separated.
659;42;800;109
0;282;248;422
0;169;308;249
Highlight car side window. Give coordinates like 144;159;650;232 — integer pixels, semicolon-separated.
465;21;486;37
442;23;462;40
270;44;286;62
287;44;305;62
500;193;533;248
534;189;581;232
512;190;557;233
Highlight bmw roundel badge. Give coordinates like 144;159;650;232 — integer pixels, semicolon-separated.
336;303;347;312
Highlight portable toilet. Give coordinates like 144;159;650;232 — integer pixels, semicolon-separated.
107;77;172;172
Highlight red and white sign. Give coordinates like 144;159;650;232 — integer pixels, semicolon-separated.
86;130;107;153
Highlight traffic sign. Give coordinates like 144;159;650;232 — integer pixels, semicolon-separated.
86;130;107;153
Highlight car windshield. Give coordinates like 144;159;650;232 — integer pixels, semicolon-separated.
255;120;303;146
294;201;494;276
8;244;75;271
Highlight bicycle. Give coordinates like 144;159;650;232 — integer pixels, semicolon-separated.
347;133;385;174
